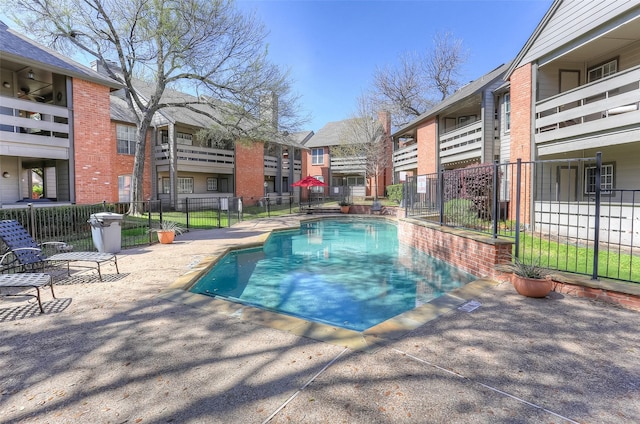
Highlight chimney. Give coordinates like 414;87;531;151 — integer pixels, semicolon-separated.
91;59;122;78
260;92;278;130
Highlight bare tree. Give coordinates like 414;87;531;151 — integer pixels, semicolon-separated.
332;96;391;201
372;31;467;128
7;0;305;212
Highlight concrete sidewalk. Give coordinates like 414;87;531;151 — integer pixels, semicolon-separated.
1;216;638;423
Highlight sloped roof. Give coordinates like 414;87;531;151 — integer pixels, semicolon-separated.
304;120;353;148
392;61;512;137
0;21;120;89
289;130;314;147
110;95;137;124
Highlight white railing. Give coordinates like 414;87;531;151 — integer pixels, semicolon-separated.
535;65;640;144
153;144;234;166
439;121;483;162
393;143;418;171
0;96;70;155
535;201;640;247
331;156;366;172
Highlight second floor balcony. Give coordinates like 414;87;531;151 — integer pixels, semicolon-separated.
154;144;234;173
393;143;418;171
439;120;483;165
264;156;302;176
0;96;70;159
330;156;366;173
535;65;640;153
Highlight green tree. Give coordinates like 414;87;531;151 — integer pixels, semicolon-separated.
7;0;304;212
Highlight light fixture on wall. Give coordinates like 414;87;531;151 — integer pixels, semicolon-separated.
2;81;10;88
28;70;35;80
2;172;10;178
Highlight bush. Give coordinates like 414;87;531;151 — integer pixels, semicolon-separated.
386;184;403;204
443;198;477;227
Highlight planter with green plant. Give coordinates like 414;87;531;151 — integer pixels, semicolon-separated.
149;221;185;244
506;256;553;298
338;200;351;214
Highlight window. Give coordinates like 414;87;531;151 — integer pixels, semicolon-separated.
161;177;194;194
117;125;137;155
207;177;218;191
588;58;617;83
584;164;614;195
118;175;132;202
160;131;193;145
311;175;325;193
504;93;511;132
311;148;324;165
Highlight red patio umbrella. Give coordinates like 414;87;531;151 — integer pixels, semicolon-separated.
292;176;327;206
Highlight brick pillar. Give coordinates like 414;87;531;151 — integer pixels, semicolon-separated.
417;117;437;174
235;141;265;205
509;63;533;223
72;79;113;203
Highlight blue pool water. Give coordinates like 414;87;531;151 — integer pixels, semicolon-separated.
190;219;475;331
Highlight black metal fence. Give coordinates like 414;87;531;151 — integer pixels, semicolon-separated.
404;153;640;284
0;197;245;253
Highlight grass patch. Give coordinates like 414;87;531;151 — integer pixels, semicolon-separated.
516;233;640;283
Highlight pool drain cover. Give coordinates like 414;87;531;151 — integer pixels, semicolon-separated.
458;300;481;312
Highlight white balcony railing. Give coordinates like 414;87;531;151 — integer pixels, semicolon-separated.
439;120;483;163
393;143;418;171
331;156;366;173
535;65;640;145
0;96;70;158
154;144;234;167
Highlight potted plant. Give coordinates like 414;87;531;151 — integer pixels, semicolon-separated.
338;200;351;214
506;256;553;298
150;221;185;244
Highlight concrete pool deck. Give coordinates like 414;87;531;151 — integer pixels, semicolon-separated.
1;215;639;423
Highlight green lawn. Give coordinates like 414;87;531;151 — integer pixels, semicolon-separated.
516;233;640;283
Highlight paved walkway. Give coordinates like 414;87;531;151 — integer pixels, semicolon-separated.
1;216;638;423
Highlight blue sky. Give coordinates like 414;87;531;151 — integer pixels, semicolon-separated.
2;0;553;132
239;0;553;131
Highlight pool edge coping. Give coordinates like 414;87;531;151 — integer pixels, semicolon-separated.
158;216;501;352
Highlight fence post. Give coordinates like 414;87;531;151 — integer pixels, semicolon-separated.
438;169;444;225
592;152;602;280
514;159;522;259
492;160;499;238
227;197;231;227
148;199;153;244
28;203;35;239
185;198;190;229
103;199;107;211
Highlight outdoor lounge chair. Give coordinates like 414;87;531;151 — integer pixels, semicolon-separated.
0;273;55;313
0;220;119;281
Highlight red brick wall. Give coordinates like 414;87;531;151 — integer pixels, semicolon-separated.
235;141;265;205
303;147;329;201
416;117;437;174
399;219;513;279
73;79;113;203
509;63;533;222
111;122;152;201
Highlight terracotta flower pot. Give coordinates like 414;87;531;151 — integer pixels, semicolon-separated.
156;230;176;244
511;274;553;298
340;205;350;214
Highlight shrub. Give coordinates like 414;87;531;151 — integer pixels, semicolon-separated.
386;184;403;204
443;198;477;227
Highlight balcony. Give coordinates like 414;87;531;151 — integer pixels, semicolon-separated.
0;96;70;159
264;156;301;176
330;156;366;173
154;144;234;173
535;65;640;154
439;120;483;164
393;143;418;171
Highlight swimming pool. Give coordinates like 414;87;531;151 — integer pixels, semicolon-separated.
189;218;475;331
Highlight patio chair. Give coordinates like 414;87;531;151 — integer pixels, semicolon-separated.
0;220;119;281
0;273;55;313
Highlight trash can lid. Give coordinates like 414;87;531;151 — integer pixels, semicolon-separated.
91;212;124;220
